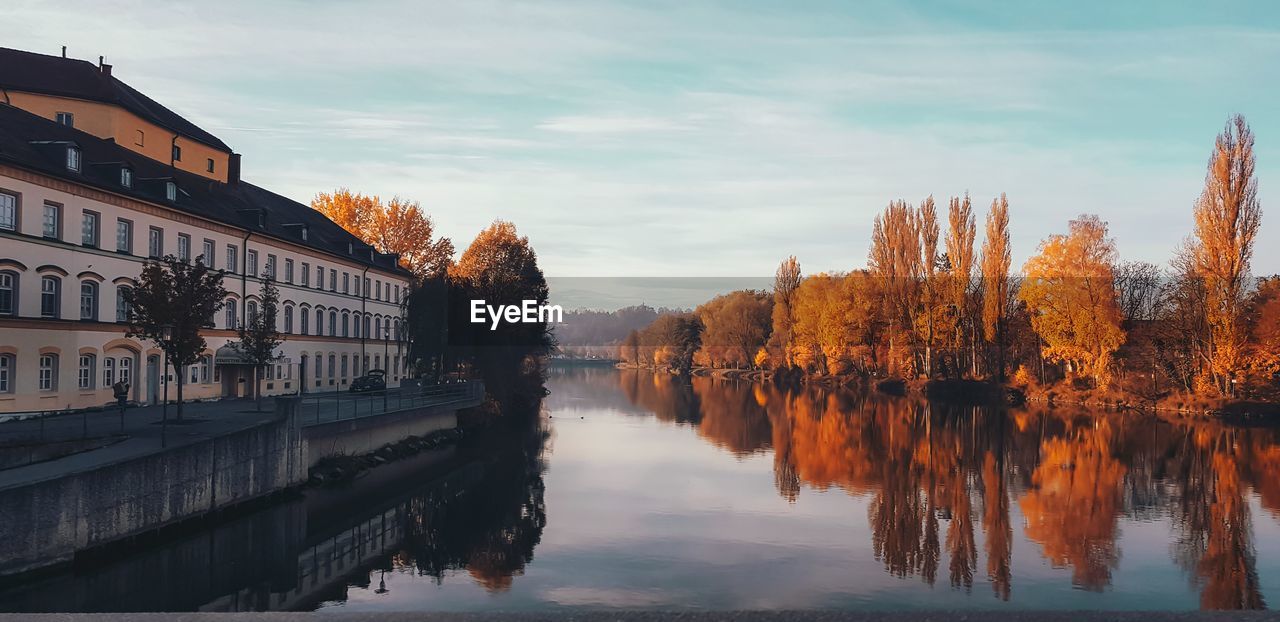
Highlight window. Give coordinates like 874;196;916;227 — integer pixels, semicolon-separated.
119;357;132;387
341;355;348;380
284;259;294;284
315;308;323;336
0;191;16;231
116;285;131;322
300;308;309;335
341;311;349;337
43;202;60;239
247;250;258;276
177;234;191;263
265;254;276;278
226;245;238;273
121;167;133;188
172;144;182;161
363;314;370;337
225;300;237;329
80;211;99;247
206;158;215;173
376;281;381;300
315;265;323;289
41;276;60;318
56;111;74;127
329;269;336;291
116;219;132;253
284;305;294;333
353;277;360;297
39;354;57;391
79;280;97;320
0;354;14;393
103;357;115;386
328;354;336;380
353;315;360;339
148;227;163;258
165;182;177;202
201;239;215;266
395;285;400;303
315;354;322;379
0;271;15;315
78;354;95;390
66;146;81;172
201;355;212;383
247;300;258;325
328;310;336;336
301;262;310;287
342;272;349;294
135;130;144;146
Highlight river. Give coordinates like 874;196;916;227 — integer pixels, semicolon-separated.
2;365;1279;612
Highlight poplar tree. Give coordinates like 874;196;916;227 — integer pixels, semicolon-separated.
980;194;1011;381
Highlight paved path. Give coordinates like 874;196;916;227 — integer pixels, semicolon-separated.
2;611;1277;621
0;383;478;491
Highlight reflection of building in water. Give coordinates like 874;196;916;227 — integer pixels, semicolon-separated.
617;369;1279;610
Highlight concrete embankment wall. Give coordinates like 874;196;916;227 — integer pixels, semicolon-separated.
0;400;307;577
302;383;482;468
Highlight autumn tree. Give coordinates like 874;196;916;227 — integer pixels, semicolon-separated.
945;195;977;376
768;256;802;367
791;272;877;375
312;188;454;279
1189;115;1263;395
446;220;553;411
918;197;941;376
123;257;227;420
1020;215;1126;387
980;194;1012;381
696;290;773;368
869;200;922;376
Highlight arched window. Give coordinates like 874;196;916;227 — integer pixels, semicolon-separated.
341;311;350;337
374;354;381;371
80;280;98;321
0;353;13;393
284;305;294;334
41;275;61;318
327;354;336;380
393;319;400;341
353;313;361;339
315;352;323;379
300;307;310;335
78;353;95;389
340;354;348;380
363;313;370;338
116;285;132;322
374;317;382;340
328;310;336;337
103;357;116;386
0;271;17;316
225;299;237;329
315;308;324;335
246;300;258;325
119;356;132;386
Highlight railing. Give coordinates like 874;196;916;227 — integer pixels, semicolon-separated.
296;380;482;427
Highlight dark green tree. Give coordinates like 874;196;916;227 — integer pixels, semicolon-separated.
230;275;284;411
124;256;227;420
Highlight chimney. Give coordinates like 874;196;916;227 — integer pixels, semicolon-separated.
98;55;103;68
61;46;66;58
101;64;112;77
227;153;241;185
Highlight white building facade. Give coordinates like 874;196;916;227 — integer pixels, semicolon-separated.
0;49;413;413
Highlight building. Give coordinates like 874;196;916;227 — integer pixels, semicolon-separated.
0;47;413;413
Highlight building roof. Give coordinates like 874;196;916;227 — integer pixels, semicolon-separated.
0;103;410;277
0;47;232;153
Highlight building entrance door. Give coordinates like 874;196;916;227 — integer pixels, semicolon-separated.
146;355;159;404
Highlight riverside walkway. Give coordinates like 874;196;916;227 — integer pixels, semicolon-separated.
0;382;479;491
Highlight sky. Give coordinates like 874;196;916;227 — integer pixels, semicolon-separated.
5;1;1280;296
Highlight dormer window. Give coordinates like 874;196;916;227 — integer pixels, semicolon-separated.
56;112;74;127
301;226;308;242
172;145;182;162
120;167;133;188
66;146;81;172
348;242;354;254
165;181;177;202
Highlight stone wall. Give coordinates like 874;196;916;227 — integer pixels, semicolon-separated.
0;399;307;577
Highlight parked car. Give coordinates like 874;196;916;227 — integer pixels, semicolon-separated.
349;369;387;393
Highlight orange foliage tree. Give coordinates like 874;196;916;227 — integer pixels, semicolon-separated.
312;188;454;279
980;194;1012;381
1020;214;1125;387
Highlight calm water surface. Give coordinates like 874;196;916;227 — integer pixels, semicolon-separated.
3;365;1279;612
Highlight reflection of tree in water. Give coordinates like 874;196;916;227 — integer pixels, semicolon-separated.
616;370;1280;609
396;420;550;592
1170;429;1265;610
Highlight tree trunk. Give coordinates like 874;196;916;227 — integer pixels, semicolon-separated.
174;363;185;421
